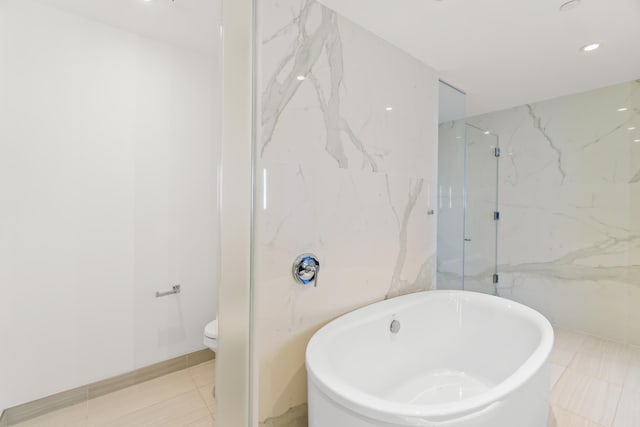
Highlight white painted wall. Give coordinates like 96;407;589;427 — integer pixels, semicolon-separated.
0;0;219;411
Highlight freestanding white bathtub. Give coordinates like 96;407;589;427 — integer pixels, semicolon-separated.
306;290;553;427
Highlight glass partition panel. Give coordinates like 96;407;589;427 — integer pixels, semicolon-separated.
437;81;467;290
463;125;499;294
437;119;467;290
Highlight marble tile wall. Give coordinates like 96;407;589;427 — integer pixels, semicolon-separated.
254;0;439;424
462;81;640;344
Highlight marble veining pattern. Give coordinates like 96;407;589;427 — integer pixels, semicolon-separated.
261;0;378;171
460;81;640;344
526;104;566;183
255;0;438;423
386;178;436;299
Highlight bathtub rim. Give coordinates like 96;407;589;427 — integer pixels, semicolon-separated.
305;290;554;424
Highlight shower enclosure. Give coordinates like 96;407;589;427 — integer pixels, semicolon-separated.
437;84;501;295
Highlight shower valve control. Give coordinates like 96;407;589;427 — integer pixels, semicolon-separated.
292;254;320;287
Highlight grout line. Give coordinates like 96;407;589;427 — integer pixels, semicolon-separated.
608;385;623;427
559;333;583;371
606;378;623;427
550;364;568;395
93;389;203;427
552;323;620;347
564;348;579;370
194;385;216;418
621;350;640;391
189;362;216;419
555;405;606;427
569;333;635;387
190;364;216;418
552;329;625;426
556;368;623;427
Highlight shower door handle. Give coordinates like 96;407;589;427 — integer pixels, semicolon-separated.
464;238;472;242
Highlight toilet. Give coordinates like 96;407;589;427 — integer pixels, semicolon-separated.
203;318;218;352
203;318;218;398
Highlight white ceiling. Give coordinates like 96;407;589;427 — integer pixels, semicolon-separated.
33;0;640;116
318;0;640;116
37;0;220;53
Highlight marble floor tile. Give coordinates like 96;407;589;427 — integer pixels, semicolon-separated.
8;362;217;427
569;336;632;385
554;327;587;352
95;390;211;427
552;369;622;426
549;406;605;427
553;327;586;366
12;403;88;427
554;347;579;367
189;360;216;388
184;416;215;427
623;348;640;393
87;369;197;426
197;385;216;417
18;328;640;427
551;363;566;391
579;336;628;355
612;388;640;427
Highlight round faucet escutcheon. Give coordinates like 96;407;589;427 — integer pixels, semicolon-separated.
292;253;320;286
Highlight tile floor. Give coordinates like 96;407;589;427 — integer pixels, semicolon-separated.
10;327;640;427
549;327;640;427
13;360;216;427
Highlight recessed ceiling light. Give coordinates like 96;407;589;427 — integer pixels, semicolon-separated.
635;139;640;143
618;107;629;112
385;106;393;111
629;127;637;131
143;0;153;2
581;43;600;52
559;0;581;11
296;75;305;81
484;131;490;135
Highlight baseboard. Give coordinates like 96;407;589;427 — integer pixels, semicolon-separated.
1;349;214;426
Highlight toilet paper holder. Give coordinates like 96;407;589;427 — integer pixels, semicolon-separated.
156;284;181;298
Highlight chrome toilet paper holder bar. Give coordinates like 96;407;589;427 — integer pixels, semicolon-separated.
156;285;181;298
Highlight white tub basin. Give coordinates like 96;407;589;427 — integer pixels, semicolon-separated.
306;290;553;427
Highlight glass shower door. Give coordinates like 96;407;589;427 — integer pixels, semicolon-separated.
463;124;499;294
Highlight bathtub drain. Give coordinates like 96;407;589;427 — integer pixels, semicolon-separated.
390;319;401;334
